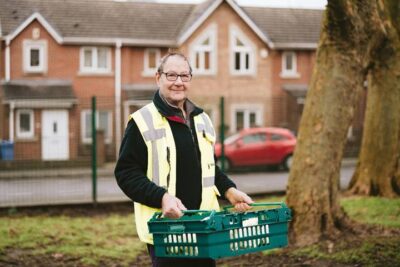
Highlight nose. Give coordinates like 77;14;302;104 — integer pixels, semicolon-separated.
174;76;184;84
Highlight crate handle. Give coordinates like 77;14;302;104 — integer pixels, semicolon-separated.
223;202;287;212
151;209;215;220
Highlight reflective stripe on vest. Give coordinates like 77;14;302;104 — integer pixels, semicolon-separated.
139;107;166;186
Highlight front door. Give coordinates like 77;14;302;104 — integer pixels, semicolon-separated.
41;110;69;160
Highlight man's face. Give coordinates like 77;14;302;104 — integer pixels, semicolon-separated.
156;55;191;108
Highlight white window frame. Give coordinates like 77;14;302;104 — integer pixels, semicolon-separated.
79;47;112;74
23;40;47;73
230;25;256;75
142;48;161;76
189;24;217;75
16;109;34;139
230;104;263;133
280;51;300;78
81;110;113;144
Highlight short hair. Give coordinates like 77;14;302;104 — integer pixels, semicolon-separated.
157;52;192;74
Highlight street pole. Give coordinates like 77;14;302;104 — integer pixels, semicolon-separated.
91;96;97;206
220;96;225;172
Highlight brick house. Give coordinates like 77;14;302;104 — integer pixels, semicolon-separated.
0;0;328;162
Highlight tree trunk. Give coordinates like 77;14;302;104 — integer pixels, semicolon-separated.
348;0;400;198
286;0;387;246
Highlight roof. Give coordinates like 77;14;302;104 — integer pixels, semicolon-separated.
282;84;308;98
1;79;76;101
242;7;323;48
0;0;323;48
0;0;194;44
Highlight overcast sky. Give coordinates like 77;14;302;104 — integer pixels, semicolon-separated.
156;0;327;9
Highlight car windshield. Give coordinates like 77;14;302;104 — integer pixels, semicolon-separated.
224;133;240;144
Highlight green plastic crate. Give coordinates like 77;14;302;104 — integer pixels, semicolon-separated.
147;202;291;259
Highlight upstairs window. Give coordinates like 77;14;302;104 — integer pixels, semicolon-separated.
190;24;217;75
281;51;299;78
230;25;255;75
23;40;47;73
143;48;161;75
80;47;111;73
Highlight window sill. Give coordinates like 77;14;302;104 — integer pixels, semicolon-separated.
193;71;216;76
280;72;301;79
24;69;46;74
78;71;114;77
141;70;157;77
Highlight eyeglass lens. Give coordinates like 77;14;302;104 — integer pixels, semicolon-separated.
164;72;192;82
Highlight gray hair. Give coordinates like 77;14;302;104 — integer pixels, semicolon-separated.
157;52;192;74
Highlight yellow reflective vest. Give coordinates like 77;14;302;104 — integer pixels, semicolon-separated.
130;102;220;244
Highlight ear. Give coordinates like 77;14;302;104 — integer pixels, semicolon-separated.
156;72;161;87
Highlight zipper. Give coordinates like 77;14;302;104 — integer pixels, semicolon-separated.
166;146;171;189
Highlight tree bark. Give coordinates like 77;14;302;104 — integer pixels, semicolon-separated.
348;0;400;198
286;0;387;246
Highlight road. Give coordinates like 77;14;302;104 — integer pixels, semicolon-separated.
0;164;355;208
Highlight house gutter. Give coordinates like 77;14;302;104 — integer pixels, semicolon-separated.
5;37;10;81
114;39;122;159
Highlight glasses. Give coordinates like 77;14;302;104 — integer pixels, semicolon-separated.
161;72;192;82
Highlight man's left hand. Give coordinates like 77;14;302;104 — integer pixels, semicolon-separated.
225;187;254;212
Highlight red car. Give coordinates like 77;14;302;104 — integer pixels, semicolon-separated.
215;127;296;170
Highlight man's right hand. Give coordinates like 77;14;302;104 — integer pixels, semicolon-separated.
161;193;187;219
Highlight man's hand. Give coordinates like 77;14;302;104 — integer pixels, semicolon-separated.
161;193;187;219
225;187;254;212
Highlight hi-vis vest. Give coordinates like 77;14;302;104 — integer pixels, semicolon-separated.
130;102;220;244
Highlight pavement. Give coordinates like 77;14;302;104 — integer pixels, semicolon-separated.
0;158;357;208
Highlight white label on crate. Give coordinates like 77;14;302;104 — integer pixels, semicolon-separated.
242;217;258;227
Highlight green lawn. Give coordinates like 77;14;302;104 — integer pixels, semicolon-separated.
0;196;399;266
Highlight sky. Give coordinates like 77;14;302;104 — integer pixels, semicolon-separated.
155;0;327;9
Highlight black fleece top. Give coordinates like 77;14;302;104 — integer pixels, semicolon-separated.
114;91;236;210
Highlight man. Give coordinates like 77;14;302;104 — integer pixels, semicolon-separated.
115;52;253;267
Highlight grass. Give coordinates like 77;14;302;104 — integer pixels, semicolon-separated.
341;196;400;228
0;195;399;266
0;213;145;266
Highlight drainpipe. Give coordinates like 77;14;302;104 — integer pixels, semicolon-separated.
5;37;10;81
114;39;122;159
9;101;14;141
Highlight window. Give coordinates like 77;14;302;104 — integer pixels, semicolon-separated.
16;109;34;138
81;110;112;144
23;40;47;73
80;47;111;73
270;134;287;141
242;133;266;145
231;105;262;132
190;24;217;74
281;51;299;78
230;25;255;75
143;48;161;75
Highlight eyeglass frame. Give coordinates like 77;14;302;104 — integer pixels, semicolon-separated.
159;71;193;82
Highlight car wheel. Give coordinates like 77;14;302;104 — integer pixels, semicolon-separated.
217;157;231;172
283;154;293;170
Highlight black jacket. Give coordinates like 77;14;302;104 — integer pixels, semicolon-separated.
115;91;236;210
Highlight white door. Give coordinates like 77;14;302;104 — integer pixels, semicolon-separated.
42;110;69;160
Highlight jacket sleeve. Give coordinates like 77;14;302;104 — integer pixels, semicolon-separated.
214;155;236;199
114;119;167;208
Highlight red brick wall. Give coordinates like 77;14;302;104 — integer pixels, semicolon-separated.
179;2;274;134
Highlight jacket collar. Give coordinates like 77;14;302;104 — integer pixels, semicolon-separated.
153;90;203;124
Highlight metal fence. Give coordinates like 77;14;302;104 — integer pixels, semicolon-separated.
0;96;129;207
0;94;363;208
